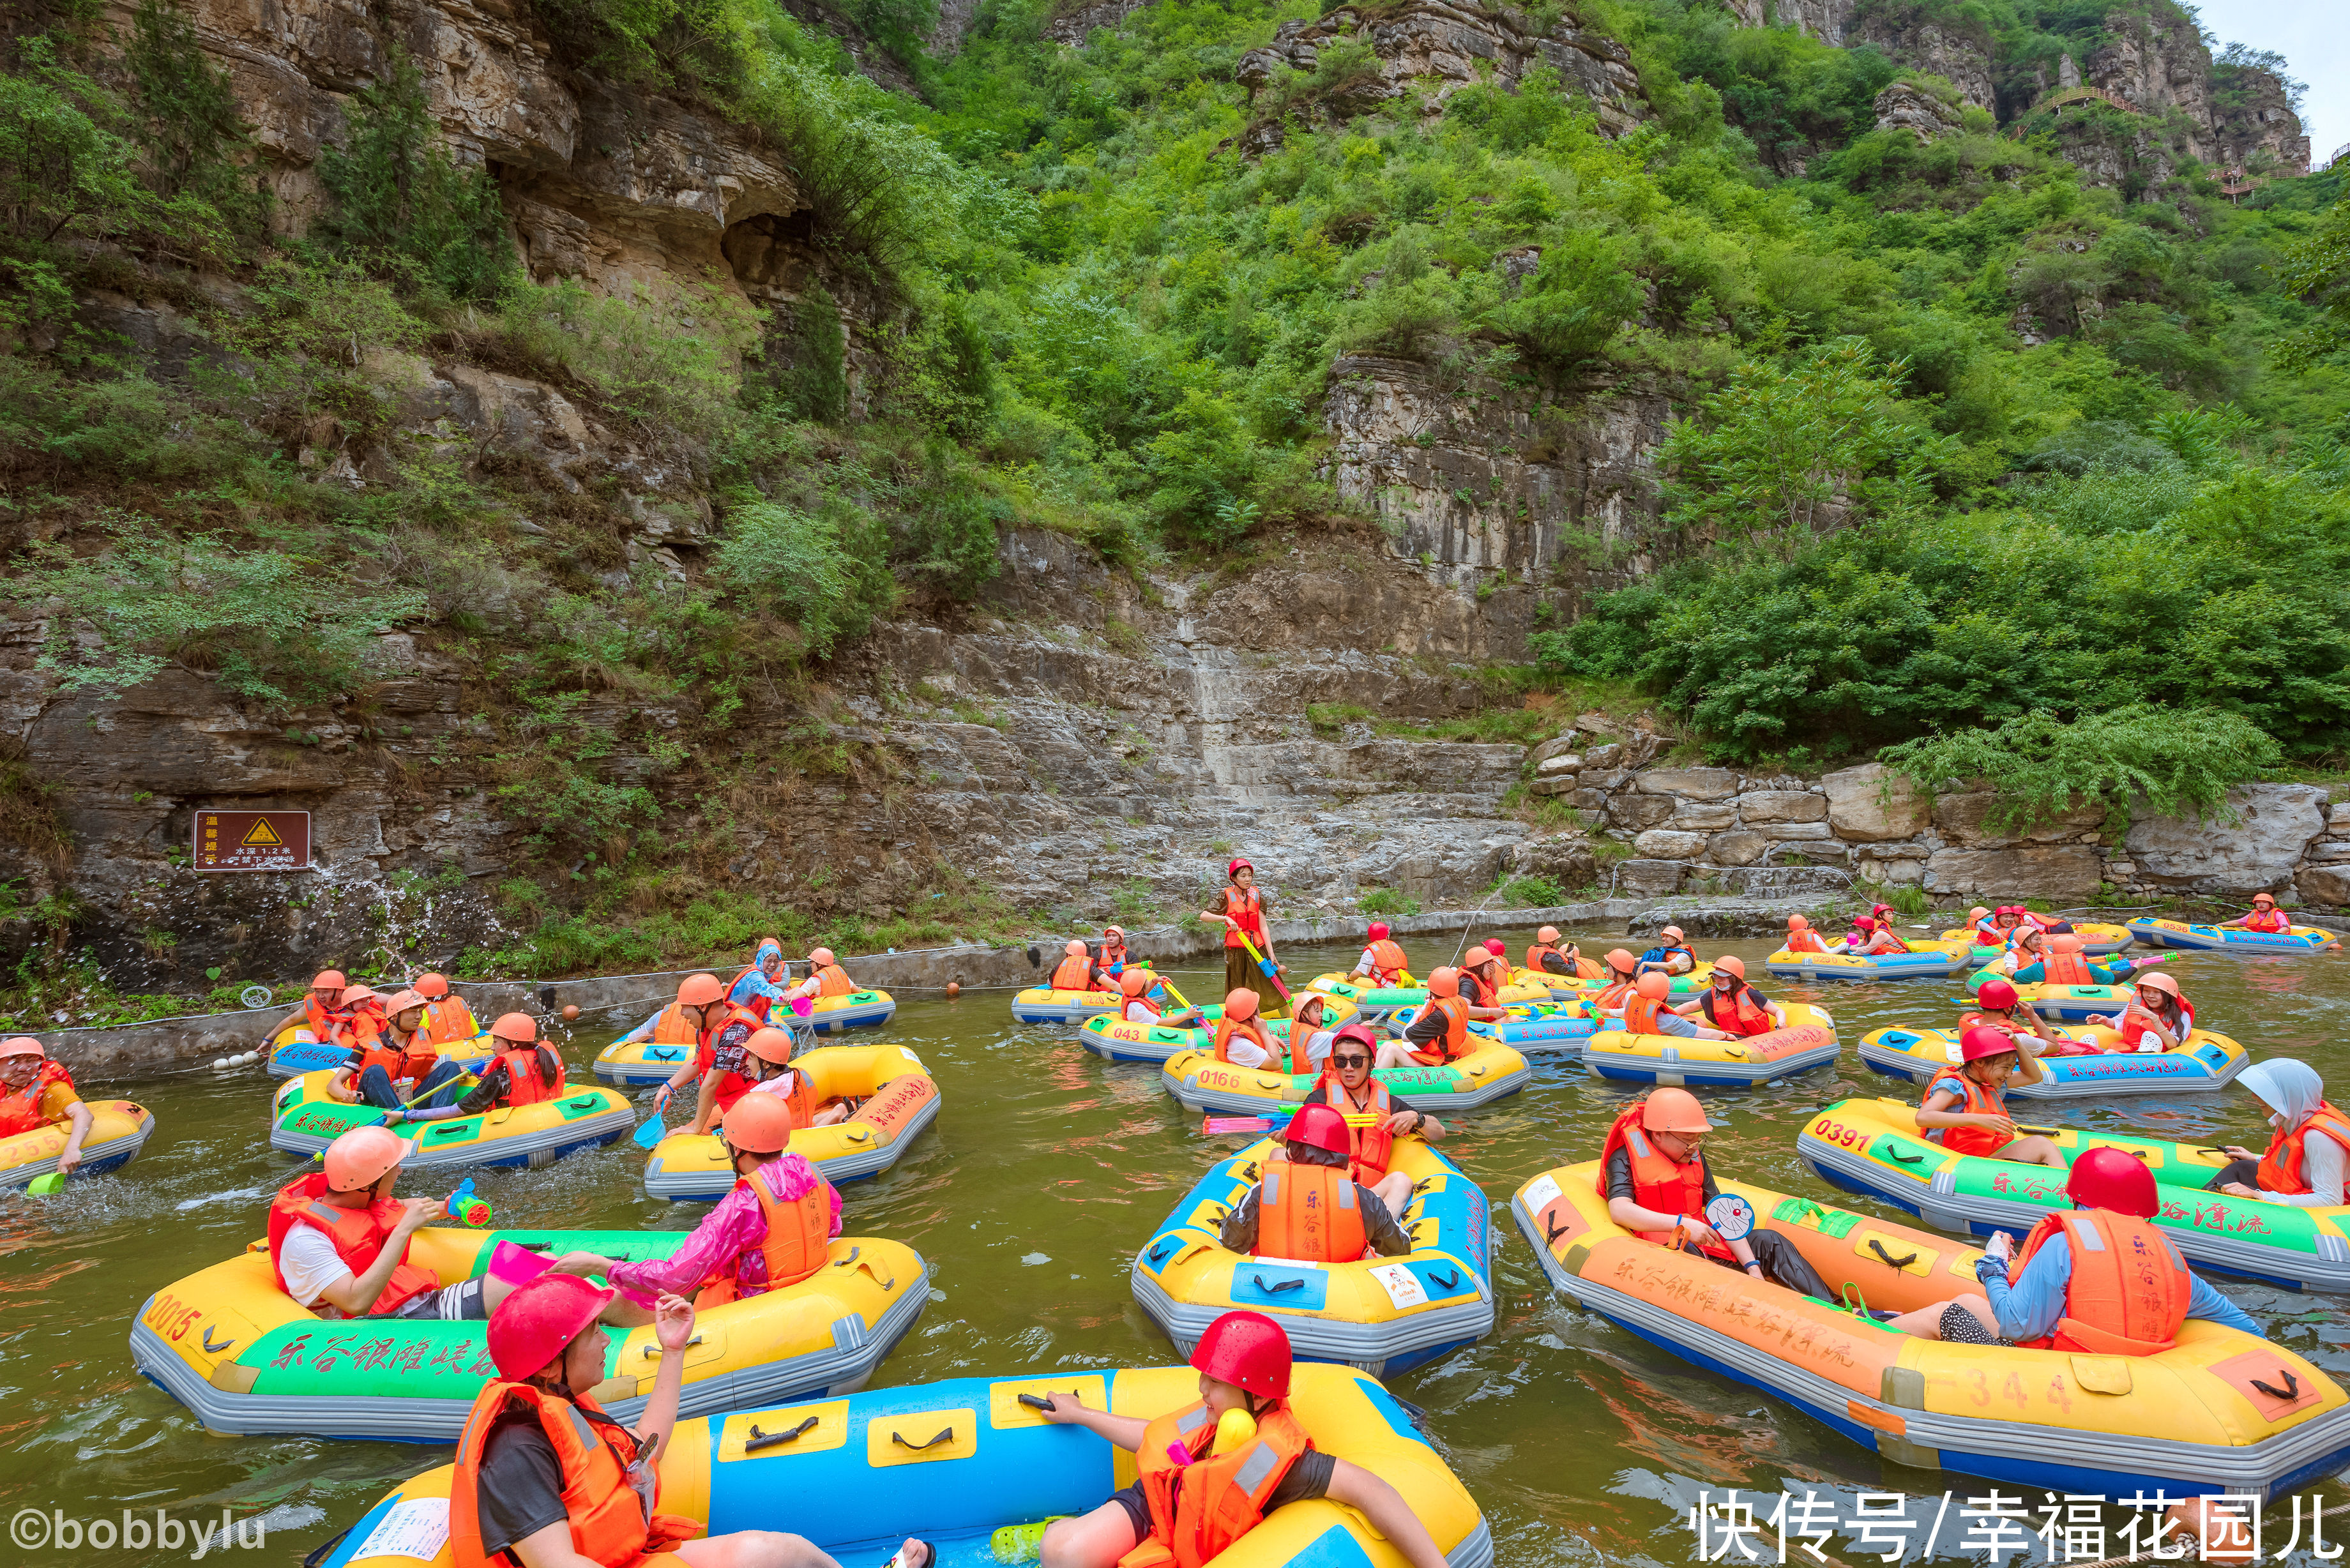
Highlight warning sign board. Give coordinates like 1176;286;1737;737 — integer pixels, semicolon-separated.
193;811;311;872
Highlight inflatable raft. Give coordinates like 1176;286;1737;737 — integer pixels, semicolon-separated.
1133;1136;1493;1376
592;1034;699;1088
1856;1024;2248;1097
266;1023;496;1081
1;1099;155;1188
270;1073;636;1170
1511;1163;2350;1497
1389;1000;1595;1052
130;1226;927;1440
312;1362;1490;1568
1799;1097;2350;1293
1010;985;1122;1025
1763;941;1970;982
1304;972;1548;1016
642;1044;941;1200
1158;1043;1530;1117
1077;999;1361;1066
1583;1007;1840;1087
1945;922;2135;956
1959;970;2137;1021
2128;917;2339;953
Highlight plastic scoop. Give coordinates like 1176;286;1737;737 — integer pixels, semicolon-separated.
487;1240;556;1288
26;1172;64;1195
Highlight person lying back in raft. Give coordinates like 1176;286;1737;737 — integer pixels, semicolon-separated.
1033;1311;1451;1568
1600;1089;1838;1304
328;988;473;1111
1964;979;2093;1058
1780;914;1832;954
1916;1026;2064;1170
552;1095;844;1330
1672;957;1784;1036
1524;925;1595;978
2093;970;2195;1053
1602;971;1731;1042
2208;1058;2350;1205
1218;1102;1414;1262
1351;921;1411;986
2221;891;2293;932
1299;1020;1443;1217
455;1273;914;1568
271;1126;634;1325
1636;925;1695;976
1883;1148;2258;1347
401;1013;566;1126
1117;968;1203;1029
412;972;480;1047
1375;968;1504;1069
0;1036;90;1173
1846;916;1911;955
1049;939;1111;995
2003;931;2149;988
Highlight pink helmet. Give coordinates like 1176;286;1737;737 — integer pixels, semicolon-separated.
322;1125;410;1191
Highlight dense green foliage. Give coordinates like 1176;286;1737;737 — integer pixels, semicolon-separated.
1880;705;2282;829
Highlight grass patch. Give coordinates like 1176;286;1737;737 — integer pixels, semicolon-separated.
1358;887;1422;917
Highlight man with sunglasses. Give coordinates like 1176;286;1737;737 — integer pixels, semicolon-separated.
1296;1021;1441;1217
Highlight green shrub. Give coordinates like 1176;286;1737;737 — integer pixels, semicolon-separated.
1879;705;2282;831
1358;888;1422;917
491;276;761;447
125;0;267;235
317;47;513;305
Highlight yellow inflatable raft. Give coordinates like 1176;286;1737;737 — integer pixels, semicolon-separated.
130;1225;927;1440
1857;1023;2248;1096
1763;940;1971;981
1582;1004;1839;1087
644;1043;942;1199
266;1023;495;1080
1159;1041;1530;1115
1011;985;1123;1023
1511;1164;2350;1497
313;1362;1489;1568
270;1072;636;1170
1;1098;155;1187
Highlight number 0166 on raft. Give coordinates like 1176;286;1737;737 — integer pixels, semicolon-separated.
193;811;311;872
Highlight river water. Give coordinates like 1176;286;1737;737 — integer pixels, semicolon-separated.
6;927;2349;1565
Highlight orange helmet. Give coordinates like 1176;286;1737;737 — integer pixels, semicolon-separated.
323;1124;409;1191
678;973;725;1007
1635;972;1670;1000
1712;955;1745;980
1224;988;1259;1021
2252;893;2277;907
414;972;450;999
0;1036;45;1059
1641;1087;1710;1133
1785;914;1809;931
1427;967;1461;999
2137;971;2180;999
721;1094;798;1154
745;1027;796;1065
490;1012;538;1044
340;984;378;1007
1538;925;1561;944
311;970;347;990
2049;933;2084;954
1120;969;1155;998
384;989;427;1016
1967;907;1989;923
808;947;837;967
1065;939;1088;957
1604;948;1635;976
1660;925;1685;942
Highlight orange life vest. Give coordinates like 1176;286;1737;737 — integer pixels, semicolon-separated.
1925;1069;2008;1158
1050;954;1096;991
2242;908;2291;931
355;1029;437;1087
1318;1077;1395;1183
302;995;351;1042
424;995;480;1047
2040;949;2093;985
1220;886;1264;949
266;1172;440;1316
1364;939;1409;984
1595;1104;1729;1260
1621;993;1667;1036
1213;1015;1293;1073
1254;1162;1369;1263
1704;984;1773;1037
1410;995;1469;1064
694;1166;831;1307
1784;930;1830;953
1101;939;1128;972
1865;929;1911;954
0;1060;75;1137
1525;942;1562;973
2257;1103;2350;1195
2008;1209;2190;1357
1125;991;1164;1021
811;963;854;999
726;965;775;1023
451;1383;696;1568
695;1002;766;1077
2118;1002;2188;1050
496;1045;560;1107
648;1004;701;1046
1120;1401;1313;1568
1593;972;1637;1008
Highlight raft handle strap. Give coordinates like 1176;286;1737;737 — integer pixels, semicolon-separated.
202;1327;237;1355
2252;1371;2303;1401
1867;1240;1918;1270
1252;1274;1306;1293
643;1336;703;1358
1431;1269;1462;1290
1839;1283;1870;1316
893;1425;959;1451
1888;1148;1925;1165
746;1415;822;1453
1146;1239;1176;1265
833;1246;861;1267
1543;1217;1569;1244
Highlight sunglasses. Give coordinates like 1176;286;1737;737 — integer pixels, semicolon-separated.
1331;1053;1372;1067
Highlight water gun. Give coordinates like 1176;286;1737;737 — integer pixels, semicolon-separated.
442;1177;492;1227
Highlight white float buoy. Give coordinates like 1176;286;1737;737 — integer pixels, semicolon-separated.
211;1057;231;1070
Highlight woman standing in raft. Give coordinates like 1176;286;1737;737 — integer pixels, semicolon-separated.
1201;857;1283;1018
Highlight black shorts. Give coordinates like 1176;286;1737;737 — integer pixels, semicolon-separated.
1111;1484;1149;1542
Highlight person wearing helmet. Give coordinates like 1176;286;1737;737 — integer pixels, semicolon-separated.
271;969;356;1048
1598;1089;1836;1304
1916;1025;2063;1167
2098;970;2194;1053
1212;988;1294;1072
725;938;792;1023
453;1274;907;1568
411;972;481;1048
1636;925;1694;976
1034;1311;1452;1568
1218;1102;1413;1262
1781;914;1831;955
1966;907;1998;946
1098;925;1129;977
1983;924;2047;979
784;946;858;1007
1284;993;1342;1072
1049;939;1109;994
693;1025;849;1132
1675;956;1784;1037
1602;971;1731;1041
1117;968;1202;1029
2005;931;2144;989
1351;921;1411;986
653;972;764;1128
2209;1059;2350;1205
1524;924;1594;979
402;1013;565;1124
1201;857;1282;1017
1847;916;1910;956
2223;891;2294;933
0;1037;90;1171
1962;977;2088;1058
1590;948;1641;1008
559;1094;844;1323
1885;1148;2257;1347
1460;937;1512;1000
326;989;471;1110
1378;967;1505;1068
1298;1021;1442;1215
619;972;719;1050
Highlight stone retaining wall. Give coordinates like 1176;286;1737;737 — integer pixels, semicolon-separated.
1531;746;2346;905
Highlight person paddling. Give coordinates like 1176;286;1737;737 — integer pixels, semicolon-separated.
1202;857;1282;1017
1118;969;1202;1029
1916;1025;2063;1168
1033;1312;1451;1568
2210;1059;2350;1205
0;1036;90;1173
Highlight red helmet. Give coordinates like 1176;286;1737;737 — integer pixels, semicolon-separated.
1328;1021;1380;1056
1367;921;1390;941
1227;858;1254;878
2065;1147;2160;1219
487;1273;616;1380
1483;939;1506;956
1977;978;2019;1011
1190;1309;1291;1397
1959;1024;2016;1062
1287;1102;1351;1156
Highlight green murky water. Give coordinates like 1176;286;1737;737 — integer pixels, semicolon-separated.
6;926;2350;1564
